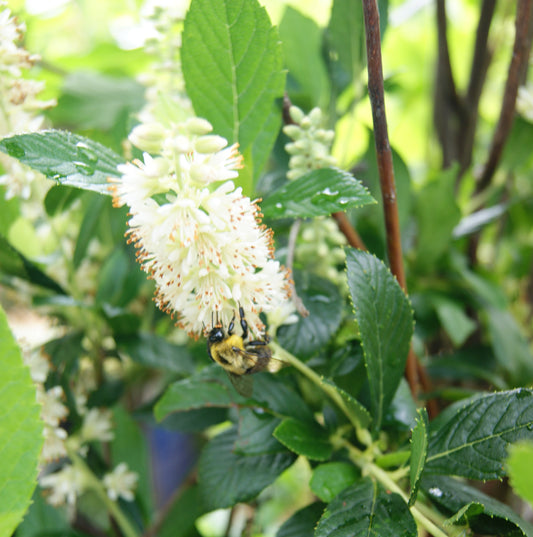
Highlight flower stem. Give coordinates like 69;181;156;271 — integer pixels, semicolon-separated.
69;451;139;537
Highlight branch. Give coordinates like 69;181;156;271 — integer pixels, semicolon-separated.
476;0;533;192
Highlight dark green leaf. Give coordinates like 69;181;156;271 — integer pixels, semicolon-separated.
262;168;375;219
50;72;145;131
116;333;195;374
44;332;84;377
486;308;533;387
160;407;229;433
315;478;416;537
346;249;414;432
73;193;106;268
276;502;325;537
321;379;371;429
274;418;332;461
0;306;43;537
310;462;359;502
279;6;329;107
198;427;295;509
0;130;124;194
0;234;66;294
154;377;234;422
44;184;82;216
277;273;343;360
235;409;285;455
409;408;428;506
422;475;533;536
426;389;533;480
157;485;207;537
182;0;285;154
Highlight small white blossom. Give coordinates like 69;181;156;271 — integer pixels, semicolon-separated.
40;464;86;506
37;385;68;427
81;408;114;442
41;424;68;462
103;463;138;502
22;348;50;383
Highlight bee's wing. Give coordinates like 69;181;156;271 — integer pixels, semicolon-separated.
228;372;254;398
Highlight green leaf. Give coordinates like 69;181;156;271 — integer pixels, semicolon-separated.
198;426;295;510
279;6;329;107
73;193;106;268
409;408;428;507
326;0;365;94
49;72;145;131
429;294;476;347
346;249;414;432
423;475;533;536
0;130;124;194
116;333;195;374
426;389;533;480
507;441;533;507
181;0;285;154
486;308;533;386
321;379;371;430
276;273;343;360
111;406;153;515
0;234;66;295
154;377;234;422
43;184;82;216
414;167;461;268
0;305;43;537
274;418;332;461
310;462;359;502
261;168;375;219
315;478;416;537
157;485;207;537
234;409;285;455
276;502;325;537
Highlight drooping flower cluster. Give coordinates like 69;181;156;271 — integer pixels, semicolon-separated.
283;106;347;287
21;344;138;508
112;117;292;337
0;3;55;199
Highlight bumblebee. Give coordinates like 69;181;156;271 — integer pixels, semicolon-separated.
207;307;283;396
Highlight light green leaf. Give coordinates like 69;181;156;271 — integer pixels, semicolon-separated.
414;167;461;268
423;475;533;536
430;294;477;347
0;130;124;194
346;249;414;432
486;308;533;386
274;418;332;461
0;305;43;537
426;389;533;480
315;478;416;537
507;441;533;507
261;168;375;219
409;408;428;506
198;427;295;509
310;462;359;502
279;6;329;107
181;0;285;155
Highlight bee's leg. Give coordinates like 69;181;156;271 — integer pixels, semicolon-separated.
238;306;248;340
228;311;236;336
